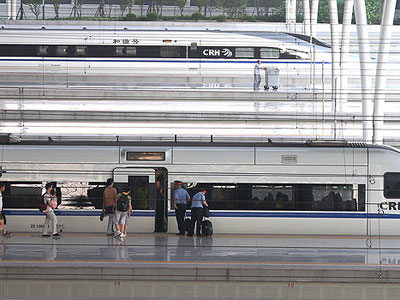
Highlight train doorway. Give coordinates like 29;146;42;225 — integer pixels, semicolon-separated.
113;167;168;232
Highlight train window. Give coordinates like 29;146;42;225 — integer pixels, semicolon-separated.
38;46;50;56
56;46;68;56
75;46;87;56
126;152;165;161
260;48;280;59
160;46;182;58
187;183;365;211
2;183;42;209
235;47;254;58
384;172;400;198
116;46;137;56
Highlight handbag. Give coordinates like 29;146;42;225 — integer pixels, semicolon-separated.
99;211;105;221
202;206;210;218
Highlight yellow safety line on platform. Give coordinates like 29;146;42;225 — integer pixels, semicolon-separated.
0;259;396;268
11;232;400;240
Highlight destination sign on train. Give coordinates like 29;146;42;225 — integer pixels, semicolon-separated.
112;39;139;45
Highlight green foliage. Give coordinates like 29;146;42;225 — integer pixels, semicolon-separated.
174;0;186;16
243;15;256;22
116;0;133;16
25;0;42;19
191;12;203;20
220;0;247;18
214;14;226;22
317;0;345;23
366;0;382;25
317;0;381;24
124;12;136;20
146;12;158;20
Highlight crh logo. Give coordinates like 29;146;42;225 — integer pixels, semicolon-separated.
202;48;233;58
379;201;400;210
222;48;233;57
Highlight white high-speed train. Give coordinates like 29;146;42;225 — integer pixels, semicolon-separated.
0;27;333;87
0;138;399;235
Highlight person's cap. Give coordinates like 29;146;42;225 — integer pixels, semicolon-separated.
174;180;183;184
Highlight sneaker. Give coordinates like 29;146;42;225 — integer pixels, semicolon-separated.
53;233;60;237
120;233;125;239
114;231;121;237
42;234;51;237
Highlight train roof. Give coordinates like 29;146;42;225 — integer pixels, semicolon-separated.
0;134;398;153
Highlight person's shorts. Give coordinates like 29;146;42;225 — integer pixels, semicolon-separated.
113;210;129;225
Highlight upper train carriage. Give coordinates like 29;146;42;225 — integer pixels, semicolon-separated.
0;138;399;235
0;28;333;87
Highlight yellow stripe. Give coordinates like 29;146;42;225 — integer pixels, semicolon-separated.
0;259;394;268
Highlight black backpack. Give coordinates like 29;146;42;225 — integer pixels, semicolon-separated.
38;193;47;212
117;193;129;212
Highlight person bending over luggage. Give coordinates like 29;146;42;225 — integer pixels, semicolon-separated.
173;181;191;236
191;189;208;237
113;187;132;239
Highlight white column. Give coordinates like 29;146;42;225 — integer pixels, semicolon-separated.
286;0;291;23
354;0;373;143
7;0;16;19
303;0;310;35
329;0;340;113
339;0;354;112
373;0;397;144
291;0;297;24
310;0;319;37
286;0;297;32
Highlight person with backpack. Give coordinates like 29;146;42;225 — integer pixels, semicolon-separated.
113;187;132;239
42;183;60;237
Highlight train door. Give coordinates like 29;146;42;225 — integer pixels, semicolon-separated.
113;167;168;232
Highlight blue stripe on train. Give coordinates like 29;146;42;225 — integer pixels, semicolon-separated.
4;210;398;219
0;58;329;64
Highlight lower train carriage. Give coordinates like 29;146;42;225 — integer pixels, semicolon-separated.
0;140;399;235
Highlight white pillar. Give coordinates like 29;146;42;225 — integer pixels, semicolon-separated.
329;0;340;114
310;0;319;37
7;0;17;19
303;0;310;35
354;0;373;143
291;0;297;23
373;0;397;144
286;0;297;32
339;0;354;112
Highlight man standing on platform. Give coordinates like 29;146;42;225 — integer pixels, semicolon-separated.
103;178;117;235
173;181;190;235
253;60;265;90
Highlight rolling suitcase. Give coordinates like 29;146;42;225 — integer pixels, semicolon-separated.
264;66;279;90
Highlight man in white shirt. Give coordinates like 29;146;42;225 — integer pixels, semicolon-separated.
42;183;60;237
0;183;9;235
254;60;265;90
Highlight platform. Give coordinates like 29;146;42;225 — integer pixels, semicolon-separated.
0;233;400;299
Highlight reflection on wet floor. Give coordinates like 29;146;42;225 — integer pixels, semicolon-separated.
0;233;400;269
